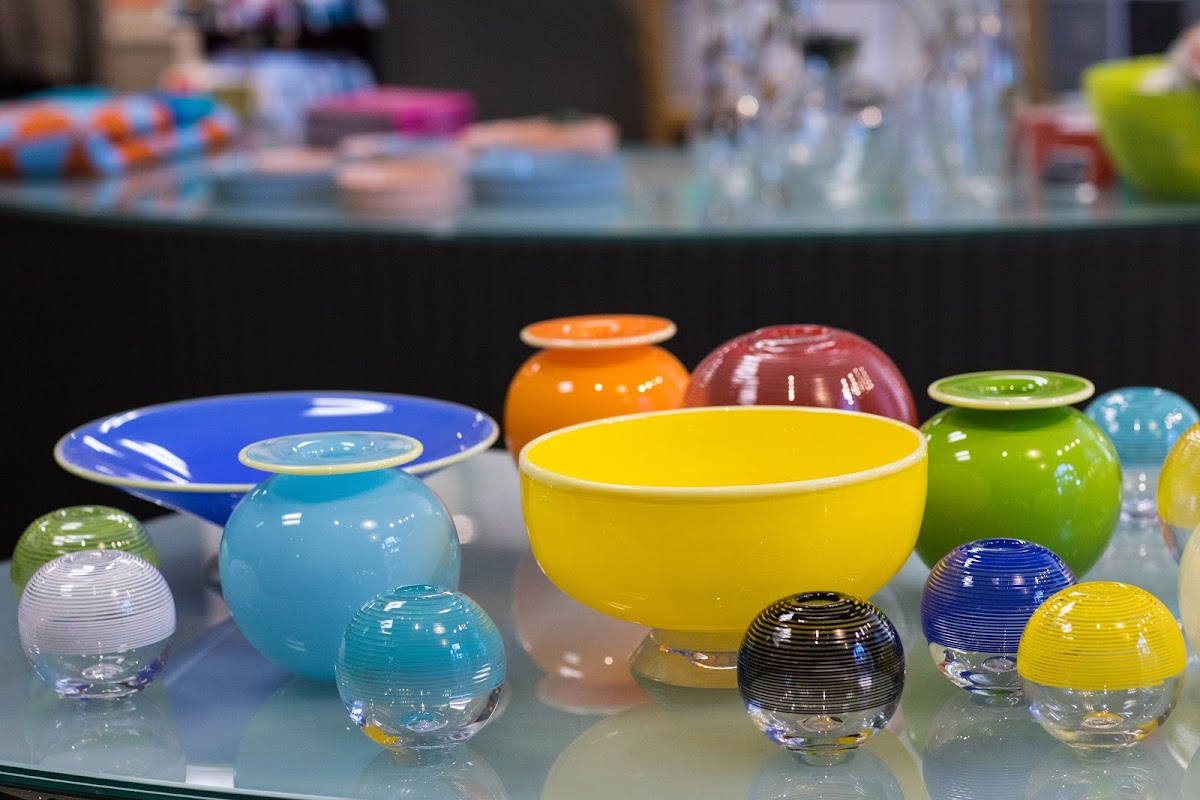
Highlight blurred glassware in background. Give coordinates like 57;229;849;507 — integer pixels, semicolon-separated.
689;0;1030;217
904;0;1025;206
690;0;902;213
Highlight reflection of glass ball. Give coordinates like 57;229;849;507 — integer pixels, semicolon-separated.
1017;581;1186;749
1084;387;1199;518
541;691;773;800
747;747;903;800
921;692;1047;800
27;682;184;781
355;747;508;800
1159;422;1200;559
18;551;175;698
1024;740;1183;799
738;592;905;763
12;505;158;595
335;585;506;753
922;538;1075;696
1179;524;1200;653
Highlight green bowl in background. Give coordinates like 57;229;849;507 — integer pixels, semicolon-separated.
1084;56;1200;200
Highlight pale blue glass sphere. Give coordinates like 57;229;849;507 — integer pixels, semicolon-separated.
1085;387;1199;517
335;585;506;753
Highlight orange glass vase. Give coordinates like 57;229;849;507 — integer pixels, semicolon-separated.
503;314;689;460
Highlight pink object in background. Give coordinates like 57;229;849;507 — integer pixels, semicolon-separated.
461;115;619;155
304;87;475;146
684;324;919;427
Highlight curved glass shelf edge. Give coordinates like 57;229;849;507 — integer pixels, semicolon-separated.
0;452;1197;800
1;148;1198;242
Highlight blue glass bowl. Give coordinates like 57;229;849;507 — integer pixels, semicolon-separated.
54;391;499;526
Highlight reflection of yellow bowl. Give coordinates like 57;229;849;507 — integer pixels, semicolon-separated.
519;406;927;687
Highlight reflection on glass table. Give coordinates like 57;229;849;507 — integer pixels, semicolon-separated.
1;452;1198;800
0;148;1198;240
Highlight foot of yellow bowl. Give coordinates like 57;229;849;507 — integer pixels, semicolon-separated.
629;629;744;690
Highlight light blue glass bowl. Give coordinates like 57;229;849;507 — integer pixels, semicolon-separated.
336;584;506;753
1085;387;1199;517
54;391;499;526
219;433;461;682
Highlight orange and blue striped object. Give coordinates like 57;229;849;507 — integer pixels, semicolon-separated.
0;90;238;179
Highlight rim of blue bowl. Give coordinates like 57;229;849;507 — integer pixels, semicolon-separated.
518;405;927;499
52;390;499;493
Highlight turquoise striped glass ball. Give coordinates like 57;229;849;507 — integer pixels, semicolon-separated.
335;585;506;753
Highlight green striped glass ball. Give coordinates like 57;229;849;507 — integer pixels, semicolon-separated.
13;506;158;595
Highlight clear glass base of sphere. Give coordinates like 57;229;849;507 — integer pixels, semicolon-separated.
346;684;507;752
629;629;741;690
30;642;170;699
929;643;1021;696
1163;522;1193;562
1120;467;1161;520
1024;677;1184;749
744;700;897;764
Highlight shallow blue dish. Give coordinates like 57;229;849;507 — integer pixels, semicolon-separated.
54;391;499;526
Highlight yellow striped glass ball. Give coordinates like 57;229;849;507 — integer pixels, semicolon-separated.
1159;422;1200;559
1018;582;1185;691
1018;581;1186;749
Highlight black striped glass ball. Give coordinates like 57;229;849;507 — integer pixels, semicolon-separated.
737;591;905;761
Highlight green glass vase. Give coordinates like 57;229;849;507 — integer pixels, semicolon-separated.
916;372;1121;576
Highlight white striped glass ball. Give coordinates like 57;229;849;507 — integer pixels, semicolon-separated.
18;550;175;698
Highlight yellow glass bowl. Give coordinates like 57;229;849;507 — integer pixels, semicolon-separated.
1083;57;1200;199
1018;581;1186;691
519;406;928;686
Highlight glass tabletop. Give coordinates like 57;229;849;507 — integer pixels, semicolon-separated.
1;149;1199;242
1;451;1197;800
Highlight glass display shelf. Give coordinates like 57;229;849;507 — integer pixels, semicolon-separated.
1;451;1198;800
1;149;1198;242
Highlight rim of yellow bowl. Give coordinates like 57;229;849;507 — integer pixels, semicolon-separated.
518;405;927;499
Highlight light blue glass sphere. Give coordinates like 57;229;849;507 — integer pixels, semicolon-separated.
219;432;461;681
1085;387;1200;517
335;585;506;753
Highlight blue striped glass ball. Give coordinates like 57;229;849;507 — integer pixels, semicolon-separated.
335;585;506;753
738;591;905;764
1085;387;1200;517
921;538;1075;695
